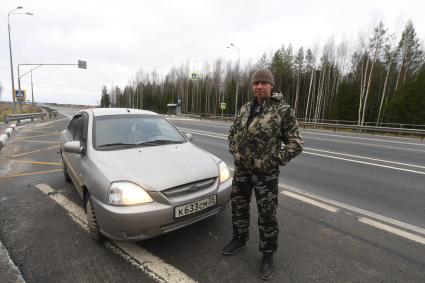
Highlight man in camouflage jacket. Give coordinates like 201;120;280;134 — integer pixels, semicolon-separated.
223;68;304;281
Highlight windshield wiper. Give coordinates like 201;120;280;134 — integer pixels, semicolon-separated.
98;142;137;147
137;139;183;146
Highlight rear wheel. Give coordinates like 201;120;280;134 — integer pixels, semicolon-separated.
85;195;104;242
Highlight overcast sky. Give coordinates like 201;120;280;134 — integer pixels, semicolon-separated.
0;0;424;105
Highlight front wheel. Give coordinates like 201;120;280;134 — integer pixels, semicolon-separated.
63;166;71;183
85;196;104;242
61;151;72;183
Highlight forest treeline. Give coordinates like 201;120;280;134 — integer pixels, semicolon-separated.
100;20;425;125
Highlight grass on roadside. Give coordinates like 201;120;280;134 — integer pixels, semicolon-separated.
0;102;41;122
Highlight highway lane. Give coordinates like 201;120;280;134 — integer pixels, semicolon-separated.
171;118;425;166
169;118;425;230
1;107;424;282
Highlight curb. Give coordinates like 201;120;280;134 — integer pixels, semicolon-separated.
0;123;17;150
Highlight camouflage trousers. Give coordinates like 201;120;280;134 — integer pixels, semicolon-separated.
231;166;280;253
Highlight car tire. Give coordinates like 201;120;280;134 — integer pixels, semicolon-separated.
86;196;104;242
61;152;72;183
63;166;72;183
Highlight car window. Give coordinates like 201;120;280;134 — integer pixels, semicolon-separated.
67;115;81;139
74;114;88;142
93;114;186;149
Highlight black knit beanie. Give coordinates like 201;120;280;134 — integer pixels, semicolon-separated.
251;69;274;86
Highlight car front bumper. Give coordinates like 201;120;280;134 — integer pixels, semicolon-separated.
92;178;232;241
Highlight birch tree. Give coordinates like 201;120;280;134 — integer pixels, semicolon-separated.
361;22;386;125
377;34;397;125
304;47;317;120
294;47;304;115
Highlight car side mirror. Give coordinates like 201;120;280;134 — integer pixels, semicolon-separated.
185;133;193;141
63;141;84;154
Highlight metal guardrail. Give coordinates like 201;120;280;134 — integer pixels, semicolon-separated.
4;112;47;124
184;114;425;130
48;110;58;118
179;114;425;139
39;106;58;118
300;122;425;139
298;119;425;130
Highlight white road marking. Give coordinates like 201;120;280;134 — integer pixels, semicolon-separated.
305;147;425;169
35;184;196;283
302;130;425;147
180;126;424;154
358;217;425;245
282;191;339;212
185;130;425;241
116;242;195;283
179;127;425;175
279;184;425;237
304;151;425;175
174;119;425;146
304;135;425;153
35;184;88;226
230;166;425;244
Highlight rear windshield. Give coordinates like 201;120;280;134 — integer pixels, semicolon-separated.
93;114;186;149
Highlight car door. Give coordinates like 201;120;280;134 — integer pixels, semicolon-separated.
64;113;89;197
62;114;81;183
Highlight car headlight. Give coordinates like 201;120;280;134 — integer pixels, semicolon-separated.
107;181;153;206
219;161;231;183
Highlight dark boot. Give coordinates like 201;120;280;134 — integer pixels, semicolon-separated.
222;237;246;255
259;252;273;280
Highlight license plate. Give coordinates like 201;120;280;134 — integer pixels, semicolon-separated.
174;195;217;218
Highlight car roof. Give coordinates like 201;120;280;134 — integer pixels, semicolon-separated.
85;108;159;117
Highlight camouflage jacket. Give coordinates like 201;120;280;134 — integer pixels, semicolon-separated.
228;93;304;172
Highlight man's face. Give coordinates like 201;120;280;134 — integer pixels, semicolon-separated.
252;81;273;100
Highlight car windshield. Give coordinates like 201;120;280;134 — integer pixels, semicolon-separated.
94;114;186;149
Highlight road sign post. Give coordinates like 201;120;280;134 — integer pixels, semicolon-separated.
15;89;26;101
190;72;200;80
220;102;226;117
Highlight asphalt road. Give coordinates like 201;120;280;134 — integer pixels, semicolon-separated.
0;106;424;282
172;118;425;229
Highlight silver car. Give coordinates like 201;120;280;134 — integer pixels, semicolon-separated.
60;108;232;241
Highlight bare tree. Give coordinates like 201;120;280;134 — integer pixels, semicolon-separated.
377;33;397;125
257;52;271;69
294;47;304;115
361;22;386;126
304;46;317;120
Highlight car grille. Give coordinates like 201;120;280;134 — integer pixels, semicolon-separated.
162;178;217;197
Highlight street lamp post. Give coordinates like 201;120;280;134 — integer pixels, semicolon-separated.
227;43;240;117
7;7;21;114
17;65;41;105
30;70;34;105
17;62;87;105
7;7;33;113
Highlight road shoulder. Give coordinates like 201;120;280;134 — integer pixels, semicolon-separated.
0;240;25;283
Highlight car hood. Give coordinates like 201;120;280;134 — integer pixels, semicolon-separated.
89;143;219;192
